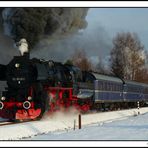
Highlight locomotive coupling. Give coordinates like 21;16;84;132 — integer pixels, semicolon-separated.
0;101;4;110
23;101;31;110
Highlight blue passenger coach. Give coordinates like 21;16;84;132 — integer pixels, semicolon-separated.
93;73;123;102
89;73;148;105
124;80;148;102
74;71;148;110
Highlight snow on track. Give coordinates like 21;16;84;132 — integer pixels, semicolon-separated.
0;107;148;140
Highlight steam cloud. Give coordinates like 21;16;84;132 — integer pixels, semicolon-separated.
0;8;112;68
1;8;88;49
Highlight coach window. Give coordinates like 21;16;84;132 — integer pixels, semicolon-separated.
116;84;119;91
135;86;137;92
132;86;135;92
107;82;108;90
120;85;122;91
103;82;105;90
100;82;103;90
101;81;103;90
102;82;104;90
112;83;114;91
132;86;134;92
101;82;103;90
108;83;110;90
116;84;118;91
118;85;120;91
113;84;115;91
115;84;117;91
112;84;114;91
106;82;108;90
114;84;116;91
135;86;138;92
128;85;130;92
100;81;102;90
130;86;132;92
110;83;112;91
109;83;111;91
105;82;108;90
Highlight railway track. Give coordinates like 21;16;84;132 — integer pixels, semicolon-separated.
0;106;142;127
0;121;14;126
0;119;39;126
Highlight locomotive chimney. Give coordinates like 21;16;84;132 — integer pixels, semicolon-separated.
16;38;29;56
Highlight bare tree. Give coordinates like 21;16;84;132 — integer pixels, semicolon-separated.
71;49;92;71
135;68;148;83
110;32;146;81
135;51;148;83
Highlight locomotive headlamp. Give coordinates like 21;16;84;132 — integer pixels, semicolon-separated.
15;63;20;68
28;96;32;101
23;101;31;110
1;96;6;101
0;101;4;109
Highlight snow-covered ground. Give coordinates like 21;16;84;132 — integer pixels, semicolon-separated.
0;107;148;141
29;111;148;140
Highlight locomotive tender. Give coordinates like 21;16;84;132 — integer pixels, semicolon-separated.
0;39;148;121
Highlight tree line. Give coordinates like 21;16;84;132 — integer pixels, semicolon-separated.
65;32;148;83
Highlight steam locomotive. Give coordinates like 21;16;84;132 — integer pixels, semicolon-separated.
0;39;148;121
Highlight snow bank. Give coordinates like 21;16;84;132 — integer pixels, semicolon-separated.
81;108;146;126
0;107;148;140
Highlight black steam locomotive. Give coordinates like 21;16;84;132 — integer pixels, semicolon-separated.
0;48;148;121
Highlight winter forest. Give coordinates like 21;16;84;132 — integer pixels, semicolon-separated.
70;32;148;83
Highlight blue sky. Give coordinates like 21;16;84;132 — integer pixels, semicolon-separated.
86;8;148;50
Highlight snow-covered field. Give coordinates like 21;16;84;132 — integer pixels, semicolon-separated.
0;107;148;141
30;111;148;140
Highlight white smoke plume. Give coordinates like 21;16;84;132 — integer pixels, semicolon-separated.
15;38;29;55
